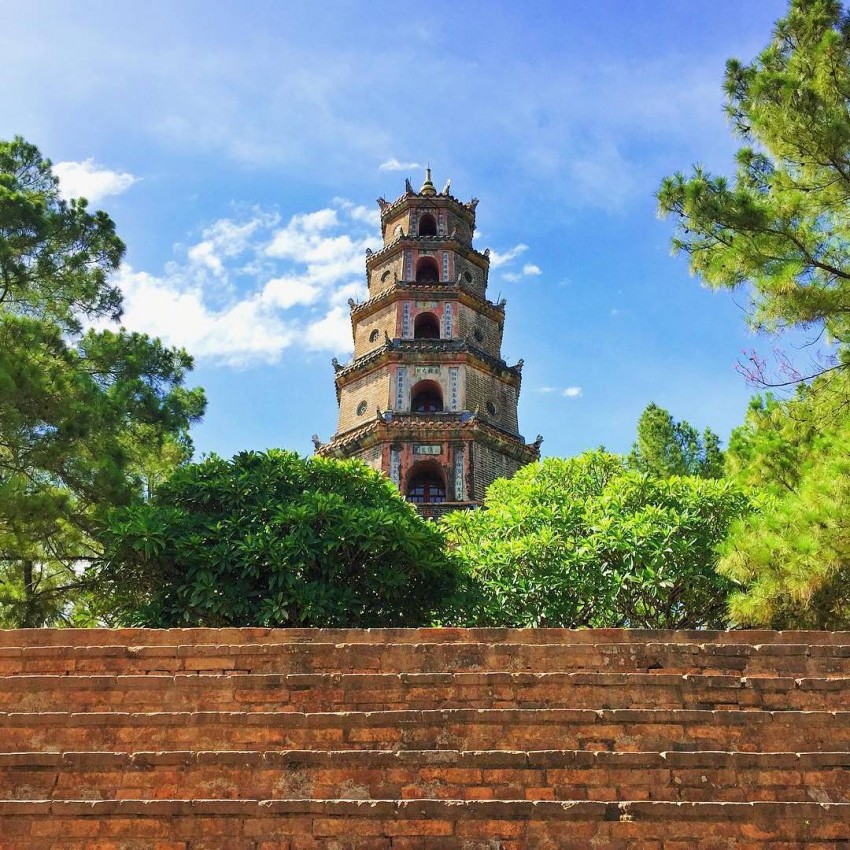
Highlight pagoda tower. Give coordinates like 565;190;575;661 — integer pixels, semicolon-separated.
316;170;541;516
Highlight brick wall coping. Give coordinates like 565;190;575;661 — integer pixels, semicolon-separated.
3;707;848;726
1;670;847;690
2;628;847;647
0;797;847;821
2;749;848;770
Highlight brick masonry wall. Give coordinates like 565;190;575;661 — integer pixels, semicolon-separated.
337;366;391;433
454;255;487;297
353;304;396;359
472;440;525;500
465;366;519;434
368;255;404;296
457;303;503;357
351;443;383;473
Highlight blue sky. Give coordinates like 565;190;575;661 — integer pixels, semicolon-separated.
2;0;796;460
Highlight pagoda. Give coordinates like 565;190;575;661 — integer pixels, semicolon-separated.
315;170;541;515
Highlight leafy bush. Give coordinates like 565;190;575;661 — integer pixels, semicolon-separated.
99;450;459;627
442;451;751;628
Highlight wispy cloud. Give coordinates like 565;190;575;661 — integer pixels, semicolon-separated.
379;158;424;172
534;385;583;399
112;199;379;367
489;243;528;269
54;158;139;203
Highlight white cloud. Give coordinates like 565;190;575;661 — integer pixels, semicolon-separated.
187;240;224;276
109;199;381;367
535;385;583;398
261;276;321;309
500;257;541;283
489;243;528;269
116;268;295;367
304;305;354;353
379;158;424;172
54;158;139;203
330;281;368;305
348;205;382;228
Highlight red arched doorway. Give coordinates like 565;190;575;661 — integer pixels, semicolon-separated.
410;380;443;412
413;312;440;339
406;462;447;504
415;256;440;283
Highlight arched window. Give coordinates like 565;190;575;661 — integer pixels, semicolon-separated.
411;380;443;413
407;464;446;504
415;256;440;283
418;213;437;236
413;312;440;339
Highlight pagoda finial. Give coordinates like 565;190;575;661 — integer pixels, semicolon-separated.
420;166;437;197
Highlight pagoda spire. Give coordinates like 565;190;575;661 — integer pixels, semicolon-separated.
419;167;437;197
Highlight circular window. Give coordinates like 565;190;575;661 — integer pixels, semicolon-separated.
369;329;379;342
463;270;473;283
356;401;368;416
473;329;484;343
486;401;497;416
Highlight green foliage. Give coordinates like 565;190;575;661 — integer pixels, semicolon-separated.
657;0;850;364
99;450;460;628
719;371;850;627
442;452;750;629
629;402;725;478
0;136;205;626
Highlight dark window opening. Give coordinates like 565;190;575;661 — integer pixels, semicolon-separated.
407;469;446;504
413;312;440;339
415;256;440;283
411;380;443;413
418;213;437;236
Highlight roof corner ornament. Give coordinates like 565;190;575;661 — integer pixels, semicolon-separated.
441;177;452;195
532;434;544;450
468;197;479;211
498;297;507;309
405;178;414;195
377;197;389;210
514;358;524;373
311;434;323;451
347;297;356;309
332;357;343;373
484;248;491;258
365;247;373;257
